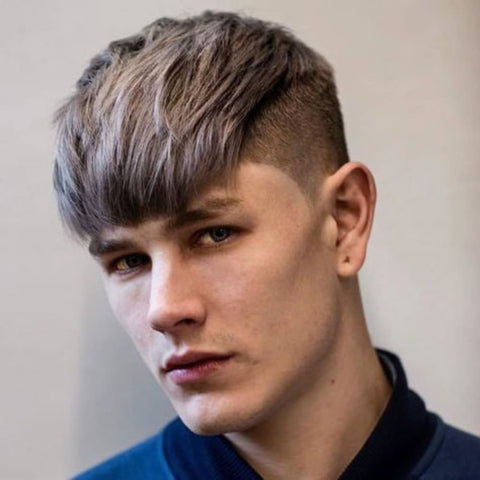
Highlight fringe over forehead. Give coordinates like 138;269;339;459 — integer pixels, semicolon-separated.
53;11;348;239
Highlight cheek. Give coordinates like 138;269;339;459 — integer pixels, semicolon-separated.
202;233;338;344
105;279;152;352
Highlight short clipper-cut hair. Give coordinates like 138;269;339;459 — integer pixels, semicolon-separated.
53;11;349;239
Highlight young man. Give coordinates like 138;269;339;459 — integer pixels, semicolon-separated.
54;11;480;480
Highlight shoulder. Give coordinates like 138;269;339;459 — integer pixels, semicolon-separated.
72;428;175;480
413;416;480;479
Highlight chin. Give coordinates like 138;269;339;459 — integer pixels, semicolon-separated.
174;392;267;436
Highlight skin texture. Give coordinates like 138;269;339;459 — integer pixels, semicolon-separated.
93;161;391;479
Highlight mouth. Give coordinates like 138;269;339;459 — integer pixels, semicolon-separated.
162;351;233;385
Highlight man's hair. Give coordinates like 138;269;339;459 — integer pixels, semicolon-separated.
53;11;349;239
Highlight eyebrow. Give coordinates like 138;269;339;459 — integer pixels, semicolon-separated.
88;197;241;257
88;238;138;257
165;197;241;231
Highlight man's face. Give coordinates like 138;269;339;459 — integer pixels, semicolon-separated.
93;162;342;434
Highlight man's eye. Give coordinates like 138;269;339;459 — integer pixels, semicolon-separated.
112;254;148;273
196;227;233;246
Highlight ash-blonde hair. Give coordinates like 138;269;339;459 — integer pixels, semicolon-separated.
53;11;349;239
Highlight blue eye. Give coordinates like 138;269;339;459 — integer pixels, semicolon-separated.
196;227;233;246
209;227;231;242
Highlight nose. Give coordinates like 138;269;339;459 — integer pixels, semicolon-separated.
146;255;206;334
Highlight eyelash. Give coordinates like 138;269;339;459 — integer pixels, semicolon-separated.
193;226;236;247
107;254;149;275
106;226;237;275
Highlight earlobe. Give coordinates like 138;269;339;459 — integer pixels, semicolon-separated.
328;163;376;277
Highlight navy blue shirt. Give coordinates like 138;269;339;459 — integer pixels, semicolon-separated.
74;351;480;479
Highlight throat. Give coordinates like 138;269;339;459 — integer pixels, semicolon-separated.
226;349;392;480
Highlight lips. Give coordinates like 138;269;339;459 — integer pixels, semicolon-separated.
162;351;232;385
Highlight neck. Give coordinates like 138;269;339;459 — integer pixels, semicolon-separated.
226;290;392;480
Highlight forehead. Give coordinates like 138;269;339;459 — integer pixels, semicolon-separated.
87;162;313;256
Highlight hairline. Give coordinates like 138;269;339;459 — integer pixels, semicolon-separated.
87;155;332;255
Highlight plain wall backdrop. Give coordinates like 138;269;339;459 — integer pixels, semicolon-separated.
1;1;479;478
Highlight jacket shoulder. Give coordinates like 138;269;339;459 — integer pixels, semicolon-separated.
414;417;480;479
72;430;174;480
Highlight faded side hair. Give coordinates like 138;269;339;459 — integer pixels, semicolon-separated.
53;11;349;239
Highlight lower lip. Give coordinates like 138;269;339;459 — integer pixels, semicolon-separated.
166;357;232;385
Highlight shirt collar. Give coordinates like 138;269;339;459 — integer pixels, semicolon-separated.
338;349;436;479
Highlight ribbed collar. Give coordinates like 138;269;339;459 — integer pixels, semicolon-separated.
338;350;436;479
163;350;436;479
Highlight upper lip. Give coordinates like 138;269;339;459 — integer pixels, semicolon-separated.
162;351;232;372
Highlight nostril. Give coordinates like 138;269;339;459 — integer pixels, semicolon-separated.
147;299;207;333
149;316;203;334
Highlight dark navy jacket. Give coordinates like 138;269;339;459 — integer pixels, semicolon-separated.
74;352;480;479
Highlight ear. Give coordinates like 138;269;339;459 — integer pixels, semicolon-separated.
324;162;376;277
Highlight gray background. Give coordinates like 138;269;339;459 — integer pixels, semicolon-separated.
1;0;479;478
